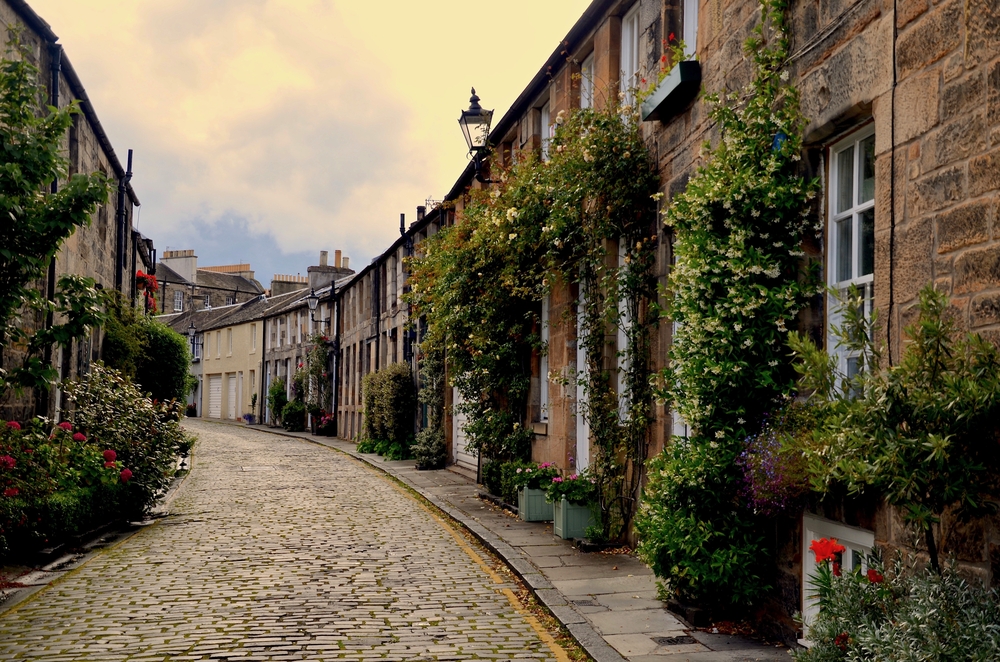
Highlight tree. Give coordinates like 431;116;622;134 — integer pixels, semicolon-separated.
0;34;111;398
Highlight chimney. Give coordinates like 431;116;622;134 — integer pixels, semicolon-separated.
416;205;426;222
399;213;405;236
160;249;197;283
319;250;329;267
334;249;342;268
342;257;349;270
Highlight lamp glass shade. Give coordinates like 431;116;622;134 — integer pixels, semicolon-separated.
306;289;319;311
459;109;493;151
187;323;196;338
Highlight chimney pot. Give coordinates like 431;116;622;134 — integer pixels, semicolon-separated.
417;205;426;221
335;249;342;269
320;250;328;267
342;256;349;270
399;213;405;236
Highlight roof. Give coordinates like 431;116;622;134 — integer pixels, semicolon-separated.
9;0;141;206
154;261;265;294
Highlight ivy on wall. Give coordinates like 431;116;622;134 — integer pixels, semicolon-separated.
635;0;821;605
407;105;659;541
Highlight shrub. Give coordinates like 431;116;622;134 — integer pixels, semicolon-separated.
281;401;306;432
546;471;597;506
135;320;191;402
509;461;559;491
185;403;197;417
64;363;191;520
267;378;287;426
361;363;416;454
411;426;446;470
795;550;1000;661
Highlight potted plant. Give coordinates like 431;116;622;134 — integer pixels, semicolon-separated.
546;472;597;539
511;462;559;521
249;393;257;425
316;412;336;437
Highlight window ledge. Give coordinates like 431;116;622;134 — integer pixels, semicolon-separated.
640;61;701;123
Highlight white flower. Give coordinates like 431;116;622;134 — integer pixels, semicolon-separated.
509;233;518;240
779;70;789;82
715;430;725;439
506;207;519;221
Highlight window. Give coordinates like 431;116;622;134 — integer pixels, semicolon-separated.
620;4;641;106
540;101;552;161
540;297;549;421
226;295;235;306
251;324;257;352
205;333;212;358
216;331;221;358
801;514;873;633
173;290;183;312
683;0;698;58
192;334;202;360
580;53;595;109
204;294;211;308
227;328;233;355
827;128;876;380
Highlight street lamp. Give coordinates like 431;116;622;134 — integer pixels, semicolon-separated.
186;322;196;339
458;88;494;183
305;288;331;331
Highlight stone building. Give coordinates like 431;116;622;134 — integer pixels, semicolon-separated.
0;0;153;421
156;250;264;314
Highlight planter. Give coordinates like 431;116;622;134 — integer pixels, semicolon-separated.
552;497;595;540
518;488;554;522
640;60;702;123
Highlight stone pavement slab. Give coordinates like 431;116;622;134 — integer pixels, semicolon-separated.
250;424;792;662
0;420;566;661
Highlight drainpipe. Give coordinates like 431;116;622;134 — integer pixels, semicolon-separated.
38;43;62;418
114;150;133;293
332;288;342;437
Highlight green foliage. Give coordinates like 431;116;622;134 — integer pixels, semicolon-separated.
304;334;332;413
407;103;659;540
636;0;818;606
0;35;112;397
411;426;446;470
508;461;559;491
795;552;1000;661
789;285;1000;570
545;471;597;506
361;363;416;458
136;320;191;402
267;378;287;425
412;337;447;470
63;363;191;520
281;401;306;432
101;295;144;380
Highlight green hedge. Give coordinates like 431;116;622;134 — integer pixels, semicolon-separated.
361;363;416;459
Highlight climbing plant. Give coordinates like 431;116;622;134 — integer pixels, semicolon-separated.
407;104;659;541
636;0;821;605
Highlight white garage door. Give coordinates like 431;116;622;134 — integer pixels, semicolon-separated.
208;375;222;419
227;374;237;420
452;387;477;472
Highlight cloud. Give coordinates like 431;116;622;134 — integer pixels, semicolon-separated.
28;0;592;277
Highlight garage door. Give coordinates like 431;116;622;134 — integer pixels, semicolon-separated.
227;374;237;420
208;375;222;419
452;387;477;472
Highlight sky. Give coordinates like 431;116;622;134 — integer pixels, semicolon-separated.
28;0;592;283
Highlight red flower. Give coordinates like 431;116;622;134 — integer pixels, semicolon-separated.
104;461;116;468
834;632;850;651
58;421;73;430
120;468;133;483
661;54;668;63
669;32;676;42
867;568;884;584
6;421;21;430
3;487;19;497
0;455;15;470
809;538;846;563
832;562;841;577
103;449;117;463
73;433;87;442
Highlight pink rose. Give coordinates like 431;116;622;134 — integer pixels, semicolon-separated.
0;455;15;470
103;449;117;463
73;433;87;442
5;421;20;430
58;422;73;430
120;468;133;483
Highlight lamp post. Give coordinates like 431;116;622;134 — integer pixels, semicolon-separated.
305;288;331;331
458;88;494;183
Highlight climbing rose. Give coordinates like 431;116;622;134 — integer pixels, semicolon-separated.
5;421;20;430
104;461;116;468
834;632;850;651
3;487;18;497
103;449;117;463
58;421;72;430
73;433;87;442
867;568;884;584
120;468;133;483
0;456;15;470
809;538;846;563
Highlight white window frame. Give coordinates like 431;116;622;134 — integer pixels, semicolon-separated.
580;52;595;109
801;514;874;637
827;127;876;380
540;296;550;422
173;290;183;312
683;0;699;58
620;4;641;106
540;101;552;161
226;295;235;306
192;334;202;360
204;294;211;308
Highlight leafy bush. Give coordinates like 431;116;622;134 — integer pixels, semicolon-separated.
281;401;306;432
509;461;559;491
135;320;191;402
267;378;287;426
64;364;191;520
185;403;198;417
795;550;1000;661
412;426;446;470
546;471;597;506
361;363;416;453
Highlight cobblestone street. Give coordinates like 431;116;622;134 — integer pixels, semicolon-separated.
0;420;565;661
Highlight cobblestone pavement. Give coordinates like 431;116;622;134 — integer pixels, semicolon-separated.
0;420;564;661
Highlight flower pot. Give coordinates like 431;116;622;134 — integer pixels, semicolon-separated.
518;488;554;522
552;497;595;540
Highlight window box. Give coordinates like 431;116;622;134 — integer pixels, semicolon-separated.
518;488;554;522
552;497;595;539
640;61;701;123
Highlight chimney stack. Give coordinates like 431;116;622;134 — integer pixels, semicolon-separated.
416;205;426;222
334;249;342;269
399;213;405;236
342;257;349;270
319;250;329;267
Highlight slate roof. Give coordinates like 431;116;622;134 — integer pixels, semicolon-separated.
155;262;264;294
